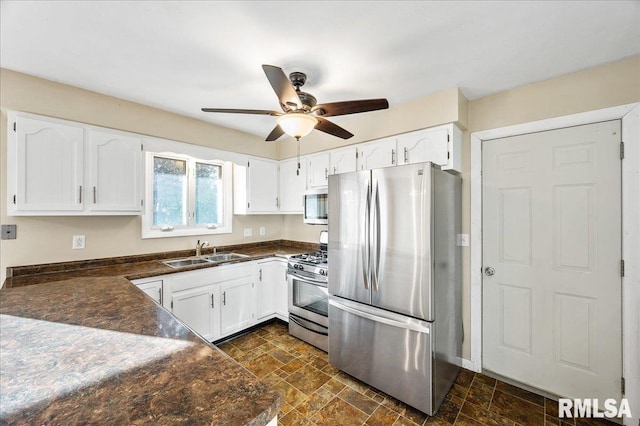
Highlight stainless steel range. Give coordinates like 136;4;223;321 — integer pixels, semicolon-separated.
288;232;328;352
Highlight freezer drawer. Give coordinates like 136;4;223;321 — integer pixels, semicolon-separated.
328;297;435;415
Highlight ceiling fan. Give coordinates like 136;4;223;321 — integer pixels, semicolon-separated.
201;65;389;141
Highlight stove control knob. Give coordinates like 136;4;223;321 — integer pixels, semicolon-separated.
319;269;326;276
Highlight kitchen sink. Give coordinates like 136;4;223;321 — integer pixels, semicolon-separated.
203;252;250;262
163;257;214;268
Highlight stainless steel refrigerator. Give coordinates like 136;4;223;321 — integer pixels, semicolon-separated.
328;162;462;415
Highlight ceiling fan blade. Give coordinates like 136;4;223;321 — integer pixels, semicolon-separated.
201;108;281;116
315;117;354;139
312;98;389;117
265;125;285;142
262;64;302;111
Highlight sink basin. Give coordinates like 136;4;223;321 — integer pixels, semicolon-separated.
163;257;214;268
203;252;250;262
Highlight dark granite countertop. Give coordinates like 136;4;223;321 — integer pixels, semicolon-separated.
4;240;317;288
0;277;281;425
0;240;318;424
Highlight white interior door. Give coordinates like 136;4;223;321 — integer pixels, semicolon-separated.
482;120;622;401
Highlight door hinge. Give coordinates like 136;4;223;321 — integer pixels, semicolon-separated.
141;199;144;207
622;376;625;395
13;194;16;205
13;122;16;132
620;141;625;160
621;260;625;277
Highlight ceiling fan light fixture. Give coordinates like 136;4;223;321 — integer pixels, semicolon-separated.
277;113;318;140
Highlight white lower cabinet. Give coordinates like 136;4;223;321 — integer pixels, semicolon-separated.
163;263;256;342
256;259;288;322
274;260;288;320
133;279;164;305
172;284;220;341
220;278;256;336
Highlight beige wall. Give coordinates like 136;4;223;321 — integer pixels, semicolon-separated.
0;69;281;283
456;55;640;360
2;55;639;363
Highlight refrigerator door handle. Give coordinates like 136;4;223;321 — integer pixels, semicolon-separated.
330;298;430;334
362;180;372;290
371;182;381;292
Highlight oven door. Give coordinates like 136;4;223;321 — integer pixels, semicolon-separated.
288;272;329;327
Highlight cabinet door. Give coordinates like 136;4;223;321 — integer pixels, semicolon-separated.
172;285;219;341
307;152;330;188
220;278;256;336
279;158;306;213
15;116;84;212
248;158;279;213
357;138;397;170
89;130;142;212
136;280;163;305
274;261;289;320
397;128;449;166
256;262;277;320
329;146;357;175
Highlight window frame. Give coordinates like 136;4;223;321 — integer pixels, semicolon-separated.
142;152;232;239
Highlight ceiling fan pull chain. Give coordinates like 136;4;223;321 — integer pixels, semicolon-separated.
297;139;301;176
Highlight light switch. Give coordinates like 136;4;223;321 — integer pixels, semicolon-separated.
456;234;469;247
1;225;16;240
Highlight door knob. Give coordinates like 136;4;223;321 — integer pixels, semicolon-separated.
484;267;495;276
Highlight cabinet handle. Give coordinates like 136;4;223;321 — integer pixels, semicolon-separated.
211;294;214;308
79;186;83;204
259;269;263;281
404;147;408;163
93;186;97;204
159;287;163;305
276;197;279;208
333;166;336;174
324;168;328;180
391;149;396;165
223;291;226;306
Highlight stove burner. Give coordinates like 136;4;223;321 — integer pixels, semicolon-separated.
292;251;327;265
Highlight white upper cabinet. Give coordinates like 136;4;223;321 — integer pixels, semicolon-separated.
7;111;143;216
89;130;142;212
307;152;330;188
234;157;279;214
329;146;357;175
397;124;462;172
357;137;397;170
278;157;307;214
13;116;85;212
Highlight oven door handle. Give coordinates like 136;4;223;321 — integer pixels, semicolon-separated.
289;315;329;336
288;272;328;286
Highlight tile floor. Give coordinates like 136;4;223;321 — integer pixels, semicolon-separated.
217;321;615;426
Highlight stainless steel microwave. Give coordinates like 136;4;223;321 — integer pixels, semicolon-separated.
303;188;328;225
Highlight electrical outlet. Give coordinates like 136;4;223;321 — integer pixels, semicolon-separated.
1;225;16;240
72;235;85;249
243;228;252;237
259;227;266;236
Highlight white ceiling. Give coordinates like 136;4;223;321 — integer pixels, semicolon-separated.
1;1;639;138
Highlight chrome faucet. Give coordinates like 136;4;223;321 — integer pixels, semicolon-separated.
196;240;209;257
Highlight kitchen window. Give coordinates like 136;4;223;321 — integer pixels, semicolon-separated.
142;152;232;238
